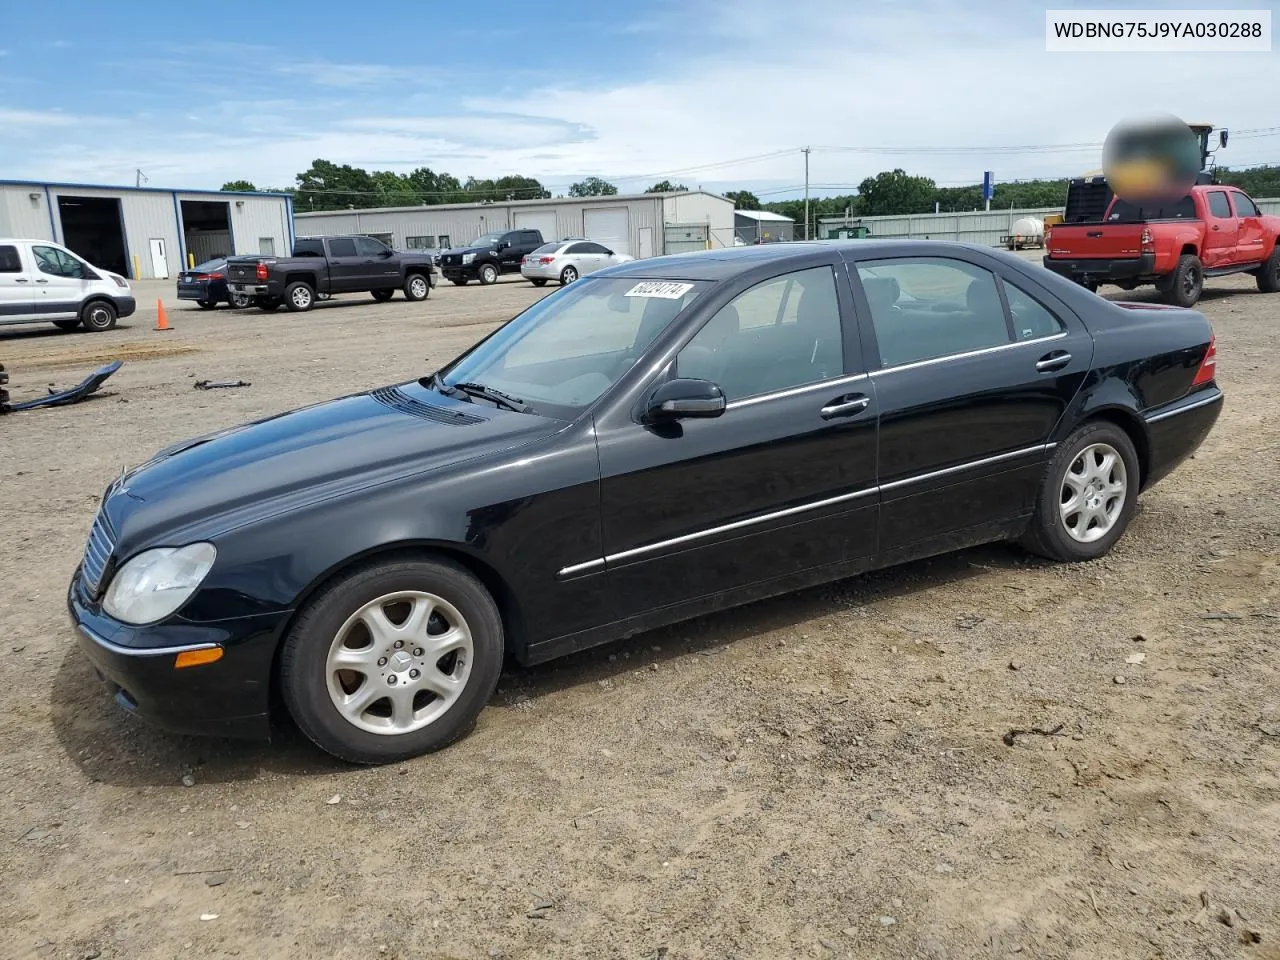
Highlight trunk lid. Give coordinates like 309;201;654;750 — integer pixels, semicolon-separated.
226;258;269;283
1046;223;1146;260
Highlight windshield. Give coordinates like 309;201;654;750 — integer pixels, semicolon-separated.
435;277;709;418
468;233;504;247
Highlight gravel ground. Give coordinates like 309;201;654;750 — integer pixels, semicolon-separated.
1;266;1277;960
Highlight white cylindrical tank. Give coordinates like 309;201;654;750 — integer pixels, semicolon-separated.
1011;217;1044;239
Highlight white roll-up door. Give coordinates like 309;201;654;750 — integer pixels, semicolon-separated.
512;210;558;243
583;207;630;256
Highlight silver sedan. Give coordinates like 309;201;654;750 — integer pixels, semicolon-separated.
520;239;634;286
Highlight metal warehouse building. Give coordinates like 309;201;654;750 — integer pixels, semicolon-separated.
294;190;735;259
0;180;294;280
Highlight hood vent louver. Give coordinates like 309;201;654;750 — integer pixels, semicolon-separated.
369;386;486;425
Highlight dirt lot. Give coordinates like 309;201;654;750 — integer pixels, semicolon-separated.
1;267;1277;960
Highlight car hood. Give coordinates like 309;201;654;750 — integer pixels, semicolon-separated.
444;245;494;256
103;380;564;549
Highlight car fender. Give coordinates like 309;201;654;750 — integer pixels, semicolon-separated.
1052;374;1150;477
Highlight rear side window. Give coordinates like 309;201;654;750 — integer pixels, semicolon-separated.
1108;195;1196;221
292;239;324;257
1233;193;1261;217
1001;278;1066;341
1207;191;1232;219
531;243;562;255
856;257;1011;368
327;238;357;257
0;245;21;272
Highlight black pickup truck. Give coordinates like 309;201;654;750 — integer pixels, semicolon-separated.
439;228;545;285
226;236;438;312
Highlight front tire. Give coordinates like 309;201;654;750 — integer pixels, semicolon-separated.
285;281;315;312
280;557;504;764
478;263;499;286
80;300;117;332
403;273;430;301
1162;254;1203;307
1256;246;1280;294
1020;422;1140;562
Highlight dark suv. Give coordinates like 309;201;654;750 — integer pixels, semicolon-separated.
440;229;544;285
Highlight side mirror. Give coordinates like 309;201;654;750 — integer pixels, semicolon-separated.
604;249;614;256
498;241;511;250
380;249;393;258
1219;129;1229;149
643;378;726;423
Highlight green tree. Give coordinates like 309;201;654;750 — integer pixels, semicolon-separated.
569;176;618;197
856;169;938;216
294;159;378;211
1220;164;1280;198
724;189;762;210
646;180;687;193
220;180;257;192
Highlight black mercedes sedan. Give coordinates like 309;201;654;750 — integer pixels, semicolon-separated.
176;258;250;310
68;241;1223;764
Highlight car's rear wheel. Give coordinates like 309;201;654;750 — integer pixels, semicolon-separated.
80;300;117;332
228;291;251;309
560;265;578;285
404;273;430;301
1021;422;1140;562
1255;246;1280;293
53;319;80;332
196;299;216;310
478;264;498;286
1162;254;1203;307
279;557;504;764
371;289;395;302
529;278;547;287
285;281;315;312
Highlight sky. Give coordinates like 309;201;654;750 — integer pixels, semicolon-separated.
1;0;1278;200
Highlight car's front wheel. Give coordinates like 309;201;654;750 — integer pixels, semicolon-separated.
403;273;430;301
1021;422;1140;562
81;300;117;332
279;556;504;764
478;263;499;286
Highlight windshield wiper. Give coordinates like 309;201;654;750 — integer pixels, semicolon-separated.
452;381;533;414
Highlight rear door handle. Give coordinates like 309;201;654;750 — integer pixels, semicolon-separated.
1035;351;1072;373
35;279;49;284
1086;230;1103;238
15;278;29;283
820;394;871;419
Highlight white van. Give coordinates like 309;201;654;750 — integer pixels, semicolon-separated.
0;239;136;333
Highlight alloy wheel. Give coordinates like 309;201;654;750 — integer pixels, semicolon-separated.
325;591;474;735
1060;442;1127;543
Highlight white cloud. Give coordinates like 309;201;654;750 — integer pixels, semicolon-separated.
0;109;85;129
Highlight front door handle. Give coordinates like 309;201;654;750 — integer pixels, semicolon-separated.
820;394;871;419
35;278;49;284
14;277;29;283
1035;350;1072;373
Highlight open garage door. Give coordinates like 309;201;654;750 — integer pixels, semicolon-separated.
57;196;129;277
512;210;558;244
180;200;233;266
583;207;630;256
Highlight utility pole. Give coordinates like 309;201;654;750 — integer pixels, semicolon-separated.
135;168;148;188
802;147;811;241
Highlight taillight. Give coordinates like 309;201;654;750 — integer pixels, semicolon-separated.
255;262;268;281
1140;226;1154;250
1191;334;1217;387
194;272;224;281
539;256;555;264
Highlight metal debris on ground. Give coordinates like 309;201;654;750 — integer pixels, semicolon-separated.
1002;723;1065;746
1;360;123;413
193;379;251;390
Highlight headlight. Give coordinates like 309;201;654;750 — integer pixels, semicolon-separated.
102;543;217;625
461;253;476;265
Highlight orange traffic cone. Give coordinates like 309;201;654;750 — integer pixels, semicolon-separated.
155;298;171;331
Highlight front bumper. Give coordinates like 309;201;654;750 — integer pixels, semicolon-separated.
1043;252;1157;282
67;572;283;739
441;265;479;281
114;296;137;319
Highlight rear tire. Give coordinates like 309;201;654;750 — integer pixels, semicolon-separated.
279;556;504;764
1162;254;1203;307
196;299;216;310
285;281;315;312
1256;246;1280;293
80;300;117;332
403;273;430;301
371;289;395;302
478;263;498;286
228;292;251;309
560;265;579;285
1020;421;1140;563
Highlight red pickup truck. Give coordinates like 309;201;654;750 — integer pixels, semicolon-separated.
1044;183;1280;306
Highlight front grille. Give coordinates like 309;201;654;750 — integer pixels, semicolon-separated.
81;511;115;596
442;255;460;266
369;386;486;425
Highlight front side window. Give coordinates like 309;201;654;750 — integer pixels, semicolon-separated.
1207;191;1232;219
677;265;843;400
0;245;22;273
856;257;1010;368
356;237;389;257
439;277;708;417
327;238;357;257
1233;193;1261;217
32;245;89;279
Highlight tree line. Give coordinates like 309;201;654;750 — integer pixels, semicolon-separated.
224;160;1280;217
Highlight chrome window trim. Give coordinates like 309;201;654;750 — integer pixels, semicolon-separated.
1144;389;1223;423
871;332;1069;377
725;372;869;410
77;625;219;659
556;442;1053;577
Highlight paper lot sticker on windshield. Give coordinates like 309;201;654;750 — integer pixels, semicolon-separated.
624;281;695;300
